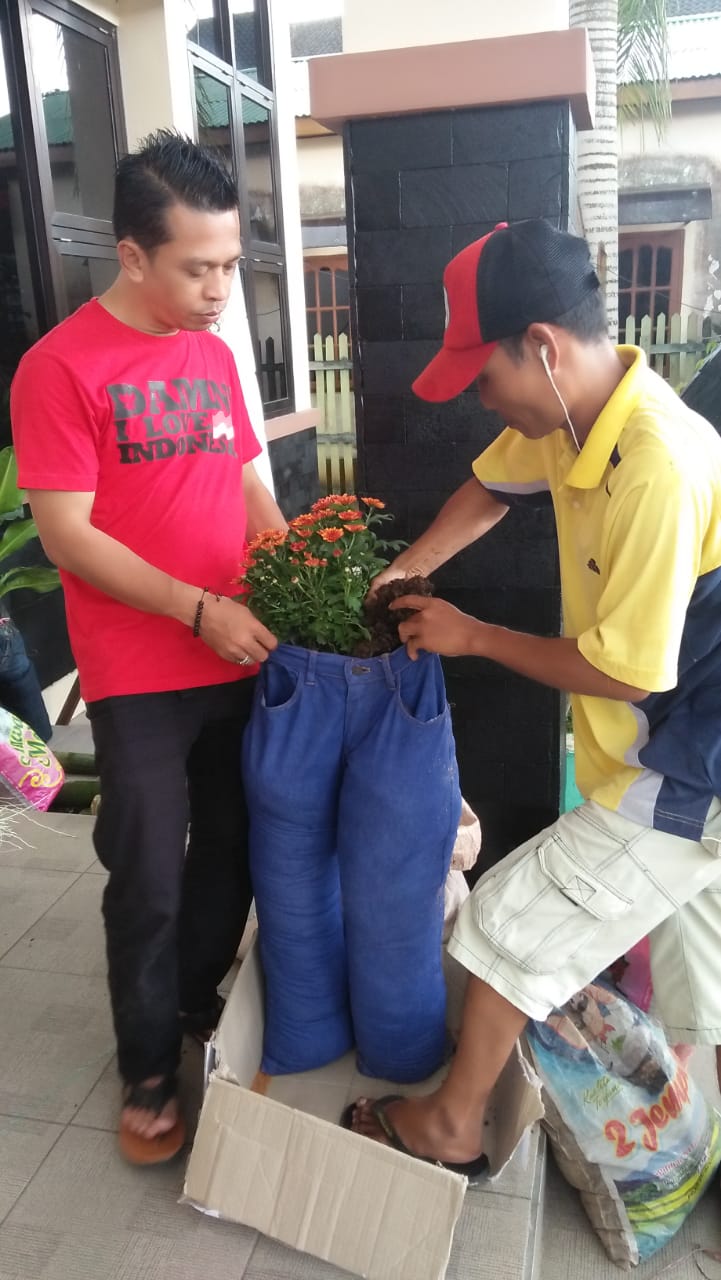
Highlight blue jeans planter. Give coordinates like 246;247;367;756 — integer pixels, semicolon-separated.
242;642;461;1081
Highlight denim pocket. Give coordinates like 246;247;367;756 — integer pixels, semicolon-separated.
477;834;634;976
395;654;448;725
260;659;301;711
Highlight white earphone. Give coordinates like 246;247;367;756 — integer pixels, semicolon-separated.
538;343;581;453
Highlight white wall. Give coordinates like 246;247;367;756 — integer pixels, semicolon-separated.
296;133;344;222
342;0;568;53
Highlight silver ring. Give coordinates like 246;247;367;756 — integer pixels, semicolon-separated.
237;654;253;666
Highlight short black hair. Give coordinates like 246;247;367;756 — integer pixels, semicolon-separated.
113;129;239;251
500;287;609;362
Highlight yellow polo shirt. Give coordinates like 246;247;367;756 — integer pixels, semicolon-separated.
472;346;721;839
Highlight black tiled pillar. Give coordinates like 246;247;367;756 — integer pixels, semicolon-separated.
346;101;575;867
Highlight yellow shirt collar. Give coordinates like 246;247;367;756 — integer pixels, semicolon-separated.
565;346;647;490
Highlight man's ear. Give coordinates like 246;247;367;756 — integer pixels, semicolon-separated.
527;322;559;369
117;237;146;283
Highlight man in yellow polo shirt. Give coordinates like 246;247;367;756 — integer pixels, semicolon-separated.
344;219;721;1177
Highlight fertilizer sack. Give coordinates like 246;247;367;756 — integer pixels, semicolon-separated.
526;980;721;1269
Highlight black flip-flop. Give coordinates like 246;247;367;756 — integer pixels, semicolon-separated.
341;1093;489;1182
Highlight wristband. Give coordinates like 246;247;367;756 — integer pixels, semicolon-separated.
192;587;222;638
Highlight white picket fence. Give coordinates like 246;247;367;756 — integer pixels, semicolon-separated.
309;333;356;494
622;311;720;388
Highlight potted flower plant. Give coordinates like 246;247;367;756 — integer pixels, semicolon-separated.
238;494;462;1083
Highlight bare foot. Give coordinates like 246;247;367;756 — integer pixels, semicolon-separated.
347;1094;484;1165
121;1077;179;1140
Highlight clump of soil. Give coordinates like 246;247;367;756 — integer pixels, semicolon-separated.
355;575;434;657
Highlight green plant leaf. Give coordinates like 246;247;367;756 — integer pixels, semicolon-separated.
0;566;60;596
617;0;670;138
0;447;23;521
0;517;40;562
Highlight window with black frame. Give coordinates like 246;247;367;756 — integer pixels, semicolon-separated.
23;0;125;321
0;0;125;438
186;0;293;416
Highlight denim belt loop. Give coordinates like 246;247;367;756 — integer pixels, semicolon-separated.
305;649;317;686
380;652;396;690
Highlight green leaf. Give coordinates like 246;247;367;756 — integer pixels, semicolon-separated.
617;0;670;138
0;566;60;596
0;517;40;563
0;447;23;520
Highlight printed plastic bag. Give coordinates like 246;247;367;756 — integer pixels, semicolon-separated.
526;980;721;1268
450;798;481;871
0;708;64;811
616;936;653;1013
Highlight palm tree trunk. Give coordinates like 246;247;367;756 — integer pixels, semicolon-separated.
569;0;619;334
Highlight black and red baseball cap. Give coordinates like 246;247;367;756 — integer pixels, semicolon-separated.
412;219;600;403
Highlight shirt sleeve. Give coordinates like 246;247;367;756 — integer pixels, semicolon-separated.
577;452;704;692
472;427;551;504
11;352;100;492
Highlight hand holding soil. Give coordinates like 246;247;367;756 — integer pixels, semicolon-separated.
355;575;434;656
390;593;479;661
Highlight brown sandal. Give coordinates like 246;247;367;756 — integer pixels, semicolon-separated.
118;1076;186;1165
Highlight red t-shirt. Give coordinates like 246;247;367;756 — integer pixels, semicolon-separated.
11;299;262;702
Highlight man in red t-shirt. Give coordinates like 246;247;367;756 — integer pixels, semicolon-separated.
11;131;286;1164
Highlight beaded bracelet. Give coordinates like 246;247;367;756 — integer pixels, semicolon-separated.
192;586;222;638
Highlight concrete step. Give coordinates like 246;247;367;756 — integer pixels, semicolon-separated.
50;712;94;756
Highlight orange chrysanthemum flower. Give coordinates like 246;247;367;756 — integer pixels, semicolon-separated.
249;527;287;551
237;493;400;652
315;493;356;510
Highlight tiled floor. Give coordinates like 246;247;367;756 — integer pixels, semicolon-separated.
1;804;720;1280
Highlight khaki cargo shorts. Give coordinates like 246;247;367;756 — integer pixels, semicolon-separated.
447;798;721;1042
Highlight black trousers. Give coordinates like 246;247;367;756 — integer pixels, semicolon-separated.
87;679;254;1084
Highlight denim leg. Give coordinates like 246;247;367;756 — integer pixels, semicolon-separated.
242;648;353;1073
0;620;52;741
339;651;461;1082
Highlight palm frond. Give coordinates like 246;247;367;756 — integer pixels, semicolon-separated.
617;0;671;136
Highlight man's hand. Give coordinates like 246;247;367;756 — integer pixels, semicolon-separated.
392;595;651;700
366;561;426;601
390;595;479;661
199;595;277;664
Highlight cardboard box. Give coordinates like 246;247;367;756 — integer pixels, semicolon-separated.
183;938;544;1280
